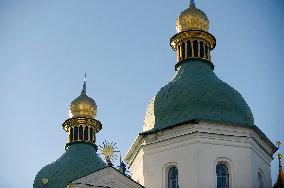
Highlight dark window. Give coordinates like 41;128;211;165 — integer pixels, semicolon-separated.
181;42;185;59
187;41;192;57
216;163;229;188
168;167;178;188
69;127;74;142
90;127;93;142
84;126;88;141
205;43;208;59
74;126;78;141
79;126;83;140
200;41;204;58
193;40;198;57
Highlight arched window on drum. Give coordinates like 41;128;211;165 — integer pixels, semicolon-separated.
216;163;229;188
168;166;178;188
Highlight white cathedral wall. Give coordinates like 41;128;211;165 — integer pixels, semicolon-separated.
250;145;272;188
130;149;145;185
126;122;274;188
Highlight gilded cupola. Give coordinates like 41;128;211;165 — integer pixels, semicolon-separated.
176;0;209;32
63;74;102;146
170;0;216;68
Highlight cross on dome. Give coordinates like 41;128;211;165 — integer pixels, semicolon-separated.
82;73;87;95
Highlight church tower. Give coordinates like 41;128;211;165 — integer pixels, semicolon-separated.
33;76;106;188
125;1;277;188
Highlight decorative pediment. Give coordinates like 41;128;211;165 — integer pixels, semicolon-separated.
69;166;143;188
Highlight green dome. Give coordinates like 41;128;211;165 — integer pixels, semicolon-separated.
143;60;254;131
33;143;106;188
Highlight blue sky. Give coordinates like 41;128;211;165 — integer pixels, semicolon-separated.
0;0;283;187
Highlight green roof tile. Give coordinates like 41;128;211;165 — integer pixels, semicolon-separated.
33;143;106;188
148;60;254;131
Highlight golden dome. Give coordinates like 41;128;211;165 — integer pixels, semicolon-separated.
69;78;97;118
176;2;209;33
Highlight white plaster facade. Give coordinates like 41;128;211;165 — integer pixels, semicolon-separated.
70;166;143;188
125;121;276;188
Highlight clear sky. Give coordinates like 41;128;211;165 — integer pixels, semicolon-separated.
0;0;283;187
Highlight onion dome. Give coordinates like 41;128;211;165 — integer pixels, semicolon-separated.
143;1;254;132
176;0;209;32
144;62;254;131
33;76;106;188
33;144;106;188
69;78;97;118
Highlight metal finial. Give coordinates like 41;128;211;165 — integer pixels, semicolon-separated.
190;0;195;6
81;73;87;95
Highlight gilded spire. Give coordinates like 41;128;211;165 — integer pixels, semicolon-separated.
69;74;97;118
82;73;87;95
274;141;284;188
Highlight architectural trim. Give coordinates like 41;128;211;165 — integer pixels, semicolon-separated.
72;166;143;188
125;121;276;166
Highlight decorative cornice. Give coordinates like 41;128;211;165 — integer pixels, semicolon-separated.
126;121;276;167
62;117;102;133
142;120;276;155
170;30;216;50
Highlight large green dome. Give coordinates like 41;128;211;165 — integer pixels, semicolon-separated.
143;60;254;132
33;143;106;188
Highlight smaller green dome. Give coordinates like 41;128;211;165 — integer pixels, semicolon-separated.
33;143;106;188
144;60;254;131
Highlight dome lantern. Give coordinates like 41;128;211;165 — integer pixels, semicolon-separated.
63;74;102;147
170;0;216;69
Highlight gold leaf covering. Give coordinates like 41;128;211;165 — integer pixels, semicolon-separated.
69;93;97;118
176;3;209;33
